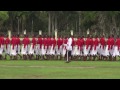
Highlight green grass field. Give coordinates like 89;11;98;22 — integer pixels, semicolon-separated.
0;60;120;79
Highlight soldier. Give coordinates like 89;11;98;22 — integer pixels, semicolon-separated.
66;34;73;63
4;35;11;60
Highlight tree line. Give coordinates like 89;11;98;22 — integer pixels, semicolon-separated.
0;11;120;37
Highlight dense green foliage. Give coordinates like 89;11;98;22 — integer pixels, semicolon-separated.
0;11;120;36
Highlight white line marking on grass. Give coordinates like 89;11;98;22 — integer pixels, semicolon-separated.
0;65;26;67
29;66;95;69
0;65;95;69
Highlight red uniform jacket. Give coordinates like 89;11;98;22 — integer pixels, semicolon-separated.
60;38;63;46
22;37;26;48
43;38;47;49
118;38;120;50
110;37;114;49
85;38;90;49
32;37;36;49
81;38;84;50
72;38;75;48
74;39;77;47
37;37;42;49
46;38;51;49
11;37;16;49
22;37;30;48
64;38;68;44
57;38;62;49
0;36;4;48
76;38;81;49
107;38;111;50
51;38;56;49
89;38;93;50
16;37;21;47
100;37;105;49
115;38;119;50
63;38;68;49
93;38;99;50
5;38;10;49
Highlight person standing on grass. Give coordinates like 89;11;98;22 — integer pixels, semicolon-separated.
35;35;39;60
89;35;93;61
21;35;29;60
97;35;101;60
28;35;37;60
21;35;26;60
41;35;47;60
112;35;120;61
26;35;30;60
66;34;73;63
103;36;110;61
10;35;17;60
72;36;78;60
118;36;120;58
83;35;90;61
56;35;61;60
94;35;99;60
71;35;75;60
4;35;11;60
109;34;115;61
90;35;99;61
62;36;68;60
0;34;5;60
99;35;106;60
41;35;44;60
76;36;81;60
16;34;22;60
44;35;48;60
80;36;84;60
49;35;56;60
59;35;64;60
46;35;51;60
36;35;42;60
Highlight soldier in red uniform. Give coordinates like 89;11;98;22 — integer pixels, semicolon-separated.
10;35;17;60
45;35;51;60
42;34;47;60
21;35;30;60
4;35;11;60
16;34;22;59
104;36;111;60
26;35;30;60
109;34;115;61
56;35;61;60
37;35;42;60
89;35;93;60
71;35;75;60
21;35;27;60
91;35;99;61
113;35;119;61
0;34;5;60
29;35;37;60
83;35;90;61
63;36;68;60
72;36;78;60
99;35;106;60
80;36;84;60
50;35;56;60
76;36;81;60
59;35;64;60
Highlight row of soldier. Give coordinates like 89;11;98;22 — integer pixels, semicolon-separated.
0;34;120;61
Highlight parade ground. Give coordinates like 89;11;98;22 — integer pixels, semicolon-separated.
0;60;120;79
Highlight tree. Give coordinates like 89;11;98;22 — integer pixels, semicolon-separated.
0;11;9;31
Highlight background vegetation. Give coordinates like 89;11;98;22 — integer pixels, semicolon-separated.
0;11;120;37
